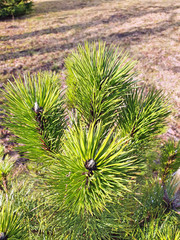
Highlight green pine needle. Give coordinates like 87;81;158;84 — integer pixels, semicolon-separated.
2;72;66;161
47;122;143;215
65;41;136;127
0;199;27;239
118;87;170;144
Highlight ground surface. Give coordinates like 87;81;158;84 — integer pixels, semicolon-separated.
0;0;180;140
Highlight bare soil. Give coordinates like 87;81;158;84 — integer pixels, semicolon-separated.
0;0;180;140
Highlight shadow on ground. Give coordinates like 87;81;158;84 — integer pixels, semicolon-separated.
0;19;179;62
1;4;179;42
34;0;101;13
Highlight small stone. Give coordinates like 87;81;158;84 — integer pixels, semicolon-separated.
173;169;180;193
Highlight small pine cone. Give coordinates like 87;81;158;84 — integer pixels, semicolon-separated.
85;159;97;171
0;232;7;240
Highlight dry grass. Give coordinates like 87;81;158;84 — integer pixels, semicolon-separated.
0;0;180;139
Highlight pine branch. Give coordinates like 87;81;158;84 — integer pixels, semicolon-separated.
118;87;170;146
65;41;136;127
1;72;66;162
1;173;8;193
47;122;143;216
161;140;180;182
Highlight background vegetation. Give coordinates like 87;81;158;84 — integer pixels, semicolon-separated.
0;0;33;19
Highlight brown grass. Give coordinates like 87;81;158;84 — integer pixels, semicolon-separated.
0;0;180;139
